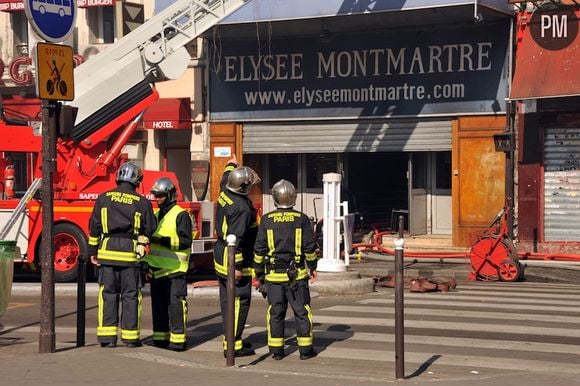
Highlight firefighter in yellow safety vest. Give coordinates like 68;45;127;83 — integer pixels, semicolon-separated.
144;177;194;352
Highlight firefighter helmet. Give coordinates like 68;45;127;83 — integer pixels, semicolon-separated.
226;166;261;195
272;179;297;209
150;177;177;203
116;162;143;187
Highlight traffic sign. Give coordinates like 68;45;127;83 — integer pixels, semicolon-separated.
35;42;75;101
24;0;77;43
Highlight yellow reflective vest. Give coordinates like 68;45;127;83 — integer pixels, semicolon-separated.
144;205;190;279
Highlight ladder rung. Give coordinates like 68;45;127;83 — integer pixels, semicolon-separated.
0;178;42;240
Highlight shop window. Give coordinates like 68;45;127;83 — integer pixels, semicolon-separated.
88;6;116;44
306;154;337;190
164;129;191;148
412;152;428;189
435;152;451;190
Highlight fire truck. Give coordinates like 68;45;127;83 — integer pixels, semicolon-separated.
0;0;248;282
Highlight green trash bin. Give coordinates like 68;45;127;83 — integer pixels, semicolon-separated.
0;240;20;318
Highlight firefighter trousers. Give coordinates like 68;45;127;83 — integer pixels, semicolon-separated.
150;274;188;348
217;275;252;351
267;279;313;354
97;265;142;345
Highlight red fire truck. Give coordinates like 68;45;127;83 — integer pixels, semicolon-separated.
0;0;247;281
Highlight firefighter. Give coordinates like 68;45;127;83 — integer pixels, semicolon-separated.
253;179;319;361
144;177;193;352
88;162;157;348
214;154;260;357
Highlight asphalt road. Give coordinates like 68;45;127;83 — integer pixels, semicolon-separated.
2;278;580;385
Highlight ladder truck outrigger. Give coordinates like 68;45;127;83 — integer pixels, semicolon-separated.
0;0;249;281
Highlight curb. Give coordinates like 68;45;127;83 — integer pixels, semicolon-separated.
10;275;378;298
310;278;375;295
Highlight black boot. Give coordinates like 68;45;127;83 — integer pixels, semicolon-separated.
299;348;317;360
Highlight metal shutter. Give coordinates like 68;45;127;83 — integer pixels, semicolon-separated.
243;119;451;154
544;127;580;242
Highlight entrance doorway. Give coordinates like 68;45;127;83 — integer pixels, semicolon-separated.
345;152;408;232
409;151;452;235
260;151;451;236
262;153;340;220
431;152;452;234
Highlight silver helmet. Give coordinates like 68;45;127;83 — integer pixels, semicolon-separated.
226;166;261;195
272;179;297;209
150;177;177;203
116;162;143;187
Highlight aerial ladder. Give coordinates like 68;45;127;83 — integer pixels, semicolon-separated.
0;1;250;282
0;178;42;240
69;0;249;147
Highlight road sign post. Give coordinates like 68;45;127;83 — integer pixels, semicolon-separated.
38;100;57;354
24;0;77;354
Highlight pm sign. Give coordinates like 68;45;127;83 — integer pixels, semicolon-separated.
24;0;77;43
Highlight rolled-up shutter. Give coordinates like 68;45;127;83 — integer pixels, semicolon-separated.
243;119;451;154
544;127;580;241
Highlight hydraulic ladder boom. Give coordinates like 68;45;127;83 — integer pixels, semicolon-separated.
70;0;248;141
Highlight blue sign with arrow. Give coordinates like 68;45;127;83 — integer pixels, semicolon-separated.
24;0;77;43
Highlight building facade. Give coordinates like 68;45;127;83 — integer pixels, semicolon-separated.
207;0;514;247
511;4;580;254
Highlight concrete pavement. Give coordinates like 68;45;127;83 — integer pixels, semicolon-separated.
1;337;579;386
3;254;580;385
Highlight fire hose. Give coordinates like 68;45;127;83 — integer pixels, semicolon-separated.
352;229;580;265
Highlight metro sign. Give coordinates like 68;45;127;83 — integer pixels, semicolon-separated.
530;8;578;50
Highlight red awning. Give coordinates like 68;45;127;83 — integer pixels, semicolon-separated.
0;0;114;12
143;98;192;130
510;9;580;100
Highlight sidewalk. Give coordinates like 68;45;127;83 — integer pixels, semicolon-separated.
1;336;578;386
9;250;580;298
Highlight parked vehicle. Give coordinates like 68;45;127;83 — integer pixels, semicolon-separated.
0;0;248;281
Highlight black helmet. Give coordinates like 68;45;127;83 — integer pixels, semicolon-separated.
116;162;143;187
272;179;297;209
150;177;177;203
226;166;261;195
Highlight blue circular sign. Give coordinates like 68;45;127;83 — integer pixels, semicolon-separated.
24;0;77;43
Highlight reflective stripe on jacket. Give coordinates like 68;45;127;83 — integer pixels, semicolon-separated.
253;208;318;283
94;207;141;264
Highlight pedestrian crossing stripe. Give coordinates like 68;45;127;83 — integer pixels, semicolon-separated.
321;305;580;324
360;298;580;312
6;282;580;377
184;334;580;375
